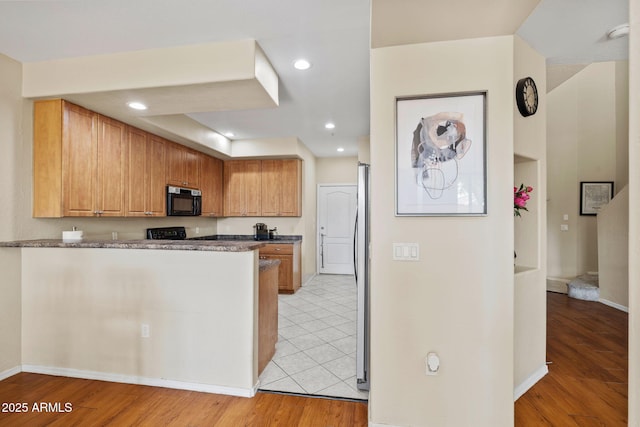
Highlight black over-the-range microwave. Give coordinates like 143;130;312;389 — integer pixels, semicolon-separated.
166;186;202;216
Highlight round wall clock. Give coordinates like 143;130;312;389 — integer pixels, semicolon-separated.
515;77;538;117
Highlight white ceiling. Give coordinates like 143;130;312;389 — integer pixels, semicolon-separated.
0;0;629;158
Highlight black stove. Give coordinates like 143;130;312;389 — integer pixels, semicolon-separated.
146;226;187;240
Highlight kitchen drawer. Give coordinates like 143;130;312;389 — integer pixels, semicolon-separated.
259;243;294;255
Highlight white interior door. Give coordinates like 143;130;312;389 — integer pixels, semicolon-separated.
317;185;357;275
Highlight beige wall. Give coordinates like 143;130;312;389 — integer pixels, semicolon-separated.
0;54;23;375
547;62;629;280
629;0;639;423
513;35;548;397
316;156;358;184
597;186;629;309
370;36;515;426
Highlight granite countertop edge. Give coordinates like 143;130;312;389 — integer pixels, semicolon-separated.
0;239;267;252
259;259;281;272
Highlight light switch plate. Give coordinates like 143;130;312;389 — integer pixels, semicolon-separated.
393;243;419;261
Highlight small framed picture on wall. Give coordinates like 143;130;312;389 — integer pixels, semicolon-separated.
580;181;614;215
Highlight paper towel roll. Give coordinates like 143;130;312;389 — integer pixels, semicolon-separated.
62;230;83;242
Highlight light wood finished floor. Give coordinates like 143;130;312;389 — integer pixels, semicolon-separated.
0;374;367;426
515;292;628;426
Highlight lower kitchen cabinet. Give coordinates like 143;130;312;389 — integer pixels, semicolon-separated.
258;261;279;375
259;242;301;294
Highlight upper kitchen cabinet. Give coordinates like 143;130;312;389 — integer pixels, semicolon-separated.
200;155;224;217
224;160;262;217
261;159;302;217
166;142;201;189
33;99;126;217
125;128;166;217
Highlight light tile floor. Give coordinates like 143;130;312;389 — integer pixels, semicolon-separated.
258;274;369;400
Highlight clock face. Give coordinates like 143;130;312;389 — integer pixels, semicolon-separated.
516;77;538;117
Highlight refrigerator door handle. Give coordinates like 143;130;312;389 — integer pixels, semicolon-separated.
320;233;326;269
353;210;358;282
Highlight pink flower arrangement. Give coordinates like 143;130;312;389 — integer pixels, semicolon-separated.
514;184;533;217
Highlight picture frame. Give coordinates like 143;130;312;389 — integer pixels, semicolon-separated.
580;181;614;215
395;91;487;216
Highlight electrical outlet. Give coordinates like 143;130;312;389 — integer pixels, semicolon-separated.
195;227;200;234
141;323;150;338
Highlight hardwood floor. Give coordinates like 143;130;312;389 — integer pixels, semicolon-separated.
515;292;628;426
0;374;367;426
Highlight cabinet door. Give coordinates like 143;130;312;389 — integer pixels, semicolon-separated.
260;159;301;217
279;159;302;216
166;142;185;187
261;160;280;216
63;102;97;216
125;127;148;216
126;130;165;216
95;115;126;216
224;160;246;216
244;160;262;216
201;155;223;216
166;142;200;189
276;255;294;293
224;160;262;216
147;135;166;215
184;149;201;189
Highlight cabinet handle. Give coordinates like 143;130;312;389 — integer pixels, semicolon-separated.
275;248;281;251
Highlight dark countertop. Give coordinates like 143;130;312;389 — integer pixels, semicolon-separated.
189;234;302;243
259;259;281;272
0;239;266;252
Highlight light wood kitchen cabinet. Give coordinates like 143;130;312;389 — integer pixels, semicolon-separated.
258;261;279;375
166;142;200;189
92;115;127;216
33;99;126;217
261;159;302;217
223;160;262;216
125;128;166;216
200;154;224;217
259;242;301;294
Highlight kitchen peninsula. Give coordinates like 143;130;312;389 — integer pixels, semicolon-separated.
0;238;279;397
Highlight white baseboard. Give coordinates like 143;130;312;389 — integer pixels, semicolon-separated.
599;298;629;313
514;364;548;401
0;366;21;381
21;365;256;397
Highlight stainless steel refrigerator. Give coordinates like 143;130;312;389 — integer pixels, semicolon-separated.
355;162;370;391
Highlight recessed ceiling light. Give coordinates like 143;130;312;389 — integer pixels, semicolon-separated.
325;122;335;130
607;23;629;40
337;147;345;152
293;59;311;70
224;132;234;138
127;101;147;110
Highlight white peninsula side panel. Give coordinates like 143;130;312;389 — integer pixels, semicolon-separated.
21;248;259;396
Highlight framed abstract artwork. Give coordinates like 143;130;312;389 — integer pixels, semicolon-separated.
395;91;487;216
580;181;614;215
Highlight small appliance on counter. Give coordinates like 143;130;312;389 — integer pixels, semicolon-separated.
268;227;278;240
254;223;269;240
146;226;187;240
62;226;83;243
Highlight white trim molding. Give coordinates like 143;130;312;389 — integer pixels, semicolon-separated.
599;298;629;313
514;363;549;401
21;365;257;398
0;366;21;381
